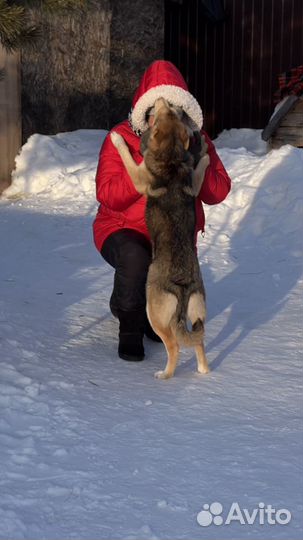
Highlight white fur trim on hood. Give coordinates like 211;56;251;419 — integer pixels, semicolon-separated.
130;84;203;134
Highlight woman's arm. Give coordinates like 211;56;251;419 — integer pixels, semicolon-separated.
198;131;231;205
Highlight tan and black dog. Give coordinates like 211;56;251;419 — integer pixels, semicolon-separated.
110;98;210;379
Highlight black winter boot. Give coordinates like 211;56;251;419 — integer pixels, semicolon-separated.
118;310;145;361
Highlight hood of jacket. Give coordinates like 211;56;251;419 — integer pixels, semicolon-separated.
129;60;203;134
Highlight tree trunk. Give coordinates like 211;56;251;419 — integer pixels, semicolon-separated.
21;2;112;142
0;46;21;193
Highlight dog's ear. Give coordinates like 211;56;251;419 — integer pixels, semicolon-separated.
147;126;160;153
150;126;159;140
154;97;169;113
180;124;190;150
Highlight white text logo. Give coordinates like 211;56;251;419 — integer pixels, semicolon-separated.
197;502;291;527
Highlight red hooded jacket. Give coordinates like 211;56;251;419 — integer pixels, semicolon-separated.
93;61;231;252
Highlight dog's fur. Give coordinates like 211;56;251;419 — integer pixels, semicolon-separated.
111;98;210;378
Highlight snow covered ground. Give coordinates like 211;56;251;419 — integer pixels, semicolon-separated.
0;128;302;539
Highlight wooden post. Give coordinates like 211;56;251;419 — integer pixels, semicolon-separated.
0;46;21;194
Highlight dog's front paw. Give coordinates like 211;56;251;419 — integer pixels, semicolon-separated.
110;131;125;149
154;370;173;380
147;186;167;198
200;153;210;168
200;134;209;157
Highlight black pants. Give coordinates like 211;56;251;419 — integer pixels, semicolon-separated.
101;229;152;315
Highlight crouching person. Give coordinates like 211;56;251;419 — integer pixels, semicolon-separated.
93;60;231;361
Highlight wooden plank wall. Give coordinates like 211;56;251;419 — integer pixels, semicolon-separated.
271;97;303;148
165;0;303;138
0;47;21;192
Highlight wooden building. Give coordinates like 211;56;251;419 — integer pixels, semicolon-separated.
262;95;303;149
165;0;303;138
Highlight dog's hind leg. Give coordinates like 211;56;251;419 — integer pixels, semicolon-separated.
195;343;209;374
188;292;206;326
146;288;179;379
188;292;210;374
154;328;180;380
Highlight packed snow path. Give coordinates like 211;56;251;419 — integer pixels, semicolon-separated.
0;130;302;539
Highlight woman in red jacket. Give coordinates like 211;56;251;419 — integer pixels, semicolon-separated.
93;60;231;362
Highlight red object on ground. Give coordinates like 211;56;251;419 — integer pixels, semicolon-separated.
274;65;303;103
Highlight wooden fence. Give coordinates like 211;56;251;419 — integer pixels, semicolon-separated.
165;0;303;138
0;47;21;193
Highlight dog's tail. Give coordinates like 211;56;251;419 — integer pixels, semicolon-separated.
175;317;204;346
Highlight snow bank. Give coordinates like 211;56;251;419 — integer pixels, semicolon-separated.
214;128;268;155
3;126;303;265
3;129;107;200
212;143;303;253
